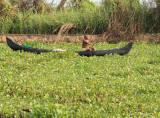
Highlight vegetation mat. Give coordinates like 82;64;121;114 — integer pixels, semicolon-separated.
0;41;160;117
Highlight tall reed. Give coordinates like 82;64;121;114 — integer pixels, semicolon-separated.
0;0;159;34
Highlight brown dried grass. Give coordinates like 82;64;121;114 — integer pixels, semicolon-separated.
58;24;76;35
102;19;134;43
0;0;6;16
54;24;76;43
102;1;138;43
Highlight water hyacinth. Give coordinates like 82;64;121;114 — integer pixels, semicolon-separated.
0;40;160;117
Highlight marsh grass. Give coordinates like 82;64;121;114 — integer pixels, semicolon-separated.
0;41;160;117
0;0;159;34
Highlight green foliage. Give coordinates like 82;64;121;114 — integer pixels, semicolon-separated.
0;41;160;117
0;0;160;34
76;0;100;11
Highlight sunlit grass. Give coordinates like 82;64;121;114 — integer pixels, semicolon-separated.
0;41;160;117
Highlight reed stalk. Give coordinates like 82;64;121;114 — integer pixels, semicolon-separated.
0;0;159;34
